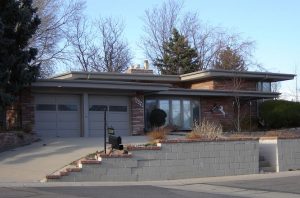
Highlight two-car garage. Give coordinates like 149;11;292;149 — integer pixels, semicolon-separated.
34;94;130;137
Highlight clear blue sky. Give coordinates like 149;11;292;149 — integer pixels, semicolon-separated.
85;0;300;100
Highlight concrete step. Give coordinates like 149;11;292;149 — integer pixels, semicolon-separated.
259;155;265;161
260;166;276;173
259;160;271;167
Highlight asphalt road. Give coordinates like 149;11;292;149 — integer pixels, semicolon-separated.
1;174;300;198
207;175;300;195
0;186;242;198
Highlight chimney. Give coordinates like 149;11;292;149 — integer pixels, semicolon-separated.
144;60;149;70
126;60;153;74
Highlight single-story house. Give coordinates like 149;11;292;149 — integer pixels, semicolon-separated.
6;65;295;137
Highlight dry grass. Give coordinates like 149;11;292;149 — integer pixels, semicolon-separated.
186;119;223;139
147;127;169;142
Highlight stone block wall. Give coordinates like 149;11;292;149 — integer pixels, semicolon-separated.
277;138;300;171
56;139;259;182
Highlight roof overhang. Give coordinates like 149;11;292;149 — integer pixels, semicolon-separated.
180;69;295;82
52;71;180;83
153;88;280;99
32;79;171;92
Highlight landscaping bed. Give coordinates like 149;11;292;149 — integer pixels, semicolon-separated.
0;131;39;152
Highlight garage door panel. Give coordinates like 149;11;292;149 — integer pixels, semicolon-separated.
88;95;129;137
34;94;81;137
35;122;57;130
107;114;128;122
37;130;57;137
88;121;105;129
57;113;80;122
89;113;105;122
35;112;56;122
35;94;56;104
57;122;80;130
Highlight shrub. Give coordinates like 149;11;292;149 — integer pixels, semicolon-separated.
260;100;300;129
187;119;223;139
149;108;167;128
147;127;169;142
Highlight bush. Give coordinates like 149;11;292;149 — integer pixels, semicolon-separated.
186;119;223;139
147;127;169;142
149;108;167;128
260;100;300;129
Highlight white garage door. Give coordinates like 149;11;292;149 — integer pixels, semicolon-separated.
88;95;129;137
35;94;81;137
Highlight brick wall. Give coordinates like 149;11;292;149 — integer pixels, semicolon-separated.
6;88;34;131
20;88;34;129
190;79;257;91
201;97;256;131
130;94;145;135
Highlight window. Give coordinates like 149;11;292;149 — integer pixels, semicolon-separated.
36;104;56;111
109;106;127;112
257;82;271;92
171;100;181;127
145;98;200;131
58;104;78;111
89;105;107;111
159;100;169;125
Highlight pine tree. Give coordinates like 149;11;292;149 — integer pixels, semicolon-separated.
154;28;199;75
0;0;40;129
213;47;247;71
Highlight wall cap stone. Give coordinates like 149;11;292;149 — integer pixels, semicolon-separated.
159;137;259;144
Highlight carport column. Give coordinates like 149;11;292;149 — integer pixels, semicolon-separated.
82;93;89;137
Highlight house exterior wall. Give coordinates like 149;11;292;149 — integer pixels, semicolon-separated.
6;88;34;131
190;79;257;91
131;94;145;135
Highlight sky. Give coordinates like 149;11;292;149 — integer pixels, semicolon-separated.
85;0;300;100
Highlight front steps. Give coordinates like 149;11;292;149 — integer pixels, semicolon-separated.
259;155;276;173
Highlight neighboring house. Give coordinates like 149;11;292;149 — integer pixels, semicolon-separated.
6;66;294;137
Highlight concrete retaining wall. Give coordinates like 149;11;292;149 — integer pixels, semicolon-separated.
277;139;300;171
58;140;259;182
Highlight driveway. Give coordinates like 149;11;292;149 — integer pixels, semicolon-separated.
0;136;148;183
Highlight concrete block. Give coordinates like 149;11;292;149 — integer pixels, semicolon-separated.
148;159;161;167
166;152;177;160
172;144;183;152
182;144;194;153
137;160;149;167
107;168;132;176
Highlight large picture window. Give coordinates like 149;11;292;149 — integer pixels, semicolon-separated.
145;97;200;131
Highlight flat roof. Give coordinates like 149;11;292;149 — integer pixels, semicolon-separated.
51;69;295;83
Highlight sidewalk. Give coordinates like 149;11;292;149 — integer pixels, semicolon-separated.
1;170;300;187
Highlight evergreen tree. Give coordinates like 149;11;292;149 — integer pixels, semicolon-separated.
0;0;40;128
213;47;247;71
154;28;199;75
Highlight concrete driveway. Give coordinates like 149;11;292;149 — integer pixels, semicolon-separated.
0;136;148;183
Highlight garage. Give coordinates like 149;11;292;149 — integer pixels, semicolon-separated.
88;95;129;137
34;94;81;137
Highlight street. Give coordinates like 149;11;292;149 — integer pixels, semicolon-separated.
1;173;300;198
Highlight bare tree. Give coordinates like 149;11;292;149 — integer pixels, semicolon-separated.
140;0;183;65
29;0;85;77
67;16;96;72
67;16;132;72
95;17;132;72
141;0;257;71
